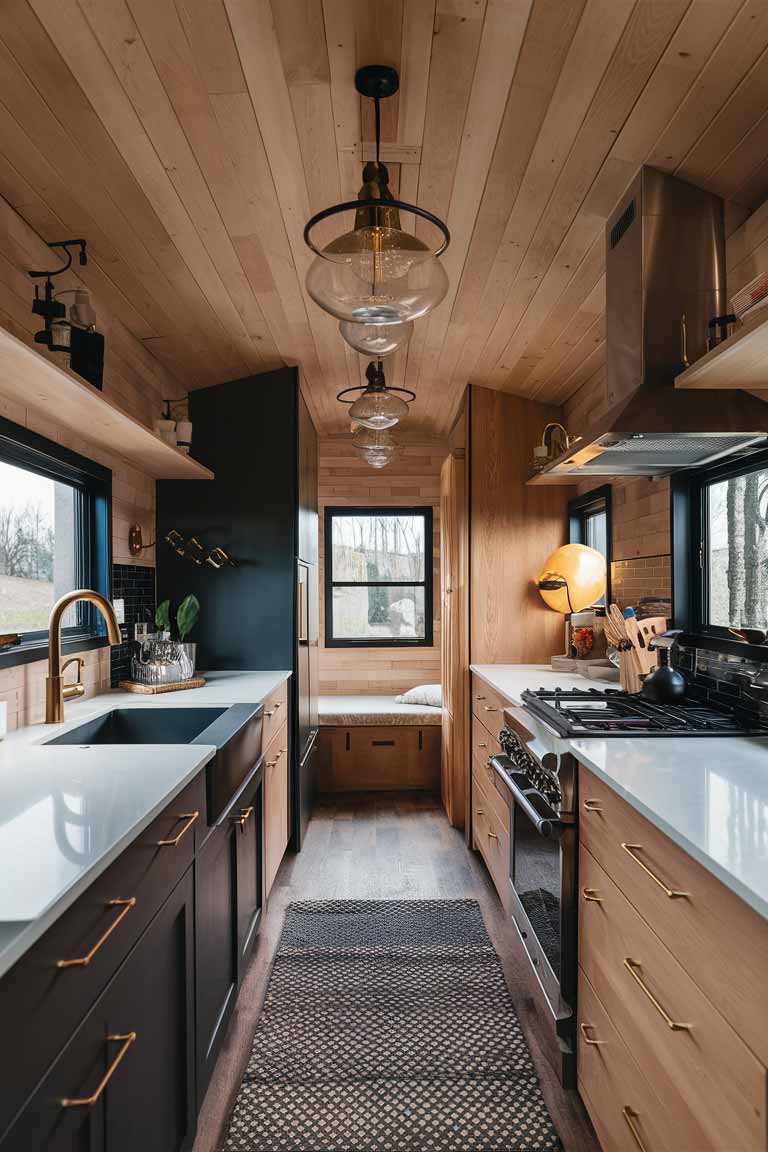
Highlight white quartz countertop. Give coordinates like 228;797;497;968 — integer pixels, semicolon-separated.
0;669;291;978
571;736;768;919
471;663;618;704
471;663;768;920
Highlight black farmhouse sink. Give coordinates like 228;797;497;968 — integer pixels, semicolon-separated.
47;704;264;822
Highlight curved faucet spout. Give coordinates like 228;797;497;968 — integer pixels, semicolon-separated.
46;589;122;724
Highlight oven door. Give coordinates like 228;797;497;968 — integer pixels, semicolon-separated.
491;755;577;1062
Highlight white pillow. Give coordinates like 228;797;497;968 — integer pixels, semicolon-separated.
396;684;442;708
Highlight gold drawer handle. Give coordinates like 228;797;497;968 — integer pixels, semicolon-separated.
475;695;486;701
56;898;136;968
273;701;282;709
623;958;691;1031
622;1106;648;1152
61;1032;136;1107
232;805;255;830
477;741;488;748
265;709;275;717
157;810;199;847
621;843;689;899
582;888;603;903
580;1023;606;1046
484;706;501;713
487;830;498;840
476;809;484;816
582;799;603;812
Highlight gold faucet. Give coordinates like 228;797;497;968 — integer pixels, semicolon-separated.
46;590;122;724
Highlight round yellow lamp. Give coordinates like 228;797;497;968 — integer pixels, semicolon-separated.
537;544;606;614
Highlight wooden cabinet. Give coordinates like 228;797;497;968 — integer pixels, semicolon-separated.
317;725;441;792
3;869;195;1152
471;774;511;912
578;763;768;1152
0;770;204;1141
440;425;468;829
195;761;264;1102
264;721;289;896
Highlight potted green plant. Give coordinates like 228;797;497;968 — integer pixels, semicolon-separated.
144;595;200;681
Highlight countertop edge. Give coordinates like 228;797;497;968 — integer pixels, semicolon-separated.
0;745;217;979
570;743;768;921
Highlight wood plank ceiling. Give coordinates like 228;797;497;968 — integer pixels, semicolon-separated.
1;0;767;435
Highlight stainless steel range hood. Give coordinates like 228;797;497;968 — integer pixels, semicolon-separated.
533;167;768;480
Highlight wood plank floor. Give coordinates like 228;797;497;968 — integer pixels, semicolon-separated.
194;791;599;1152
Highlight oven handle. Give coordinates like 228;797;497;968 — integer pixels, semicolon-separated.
490;755;570;839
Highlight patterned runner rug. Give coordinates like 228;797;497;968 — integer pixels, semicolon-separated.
222;899;561;1151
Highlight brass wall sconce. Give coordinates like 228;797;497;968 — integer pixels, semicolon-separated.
165;529;237;569
129;524;156;557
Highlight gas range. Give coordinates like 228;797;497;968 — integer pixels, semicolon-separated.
520;686;768;739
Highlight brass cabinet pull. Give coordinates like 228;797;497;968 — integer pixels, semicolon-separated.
61;1032;136;1107
265;709;275;717
582;799;603;812
475;695;486;701
623;958;691;1031
156;811;199;847
484;706;501;713
621;843;689;898
231;805;255;830
476;809;484;816
622;1106;648;1152
582;888;604;903
56;899;136;968
487;830;498;840
477;741;488;748
580;1023;606;1046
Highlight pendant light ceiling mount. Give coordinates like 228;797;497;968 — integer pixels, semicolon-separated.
303;65;450;329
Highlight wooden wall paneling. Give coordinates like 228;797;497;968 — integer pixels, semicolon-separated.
318;436;446;695
414;0;534;422
470;386;574;664
440;422;468;830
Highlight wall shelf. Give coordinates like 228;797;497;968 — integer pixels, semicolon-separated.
0;328;213;480
675;309;768;391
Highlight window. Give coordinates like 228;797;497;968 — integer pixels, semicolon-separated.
324;507;433;647
568;486;611;606
0;416;111;667
686;451;768;634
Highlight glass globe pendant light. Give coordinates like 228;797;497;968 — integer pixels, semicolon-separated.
304;66;449;326
338;319;413;357
338;360;414;430
352;425;399;469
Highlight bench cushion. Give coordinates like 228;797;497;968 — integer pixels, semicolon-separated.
319;695;442;727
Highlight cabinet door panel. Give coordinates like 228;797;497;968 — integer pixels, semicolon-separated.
3;872;194;1152
195;823;238;1101
235;770;265;965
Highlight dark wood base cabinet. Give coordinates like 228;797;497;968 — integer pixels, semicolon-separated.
196;763;265;1102
1;757;268;1152
3;869;195;1152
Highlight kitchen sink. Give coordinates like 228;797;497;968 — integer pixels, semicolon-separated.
45;704;265;824
46;707;229;746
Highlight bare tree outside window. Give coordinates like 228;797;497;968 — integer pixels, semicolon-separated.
0;461;77;633
707;467;768;630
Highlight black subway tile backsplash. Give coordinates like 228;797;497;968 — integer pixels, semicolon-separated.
111;563;155;687
676;640;767;723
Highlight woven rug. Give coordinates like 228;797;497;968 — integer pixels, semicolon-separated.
222;899;561;1151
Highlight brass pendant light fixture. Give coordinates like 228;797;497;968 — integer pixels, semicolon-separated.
304;66;450;336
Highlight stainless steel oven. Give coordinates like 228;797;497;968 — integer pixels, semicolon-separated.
490;706;578;1087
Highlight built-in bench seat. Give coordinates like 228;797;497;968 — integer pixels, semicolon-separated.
317;695;442;793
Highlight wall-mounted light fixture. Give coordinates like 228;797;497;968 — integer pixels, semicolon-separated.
129;524;156;557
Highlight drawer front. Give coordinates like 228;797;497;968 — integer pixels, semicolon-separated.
262;680;288;751
0;770;204;1141
471;676;508;740
265;722;290;896
579;845;767;1152
579;967;678;1152
472;749;509;833
579;764;768;1065
471;715;502;763
472;777;510;910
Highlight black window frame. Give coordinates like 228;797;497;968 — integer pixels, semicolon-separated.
0;414;112;670
568;484;612;606
324;505;434;649
671;445;768;657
